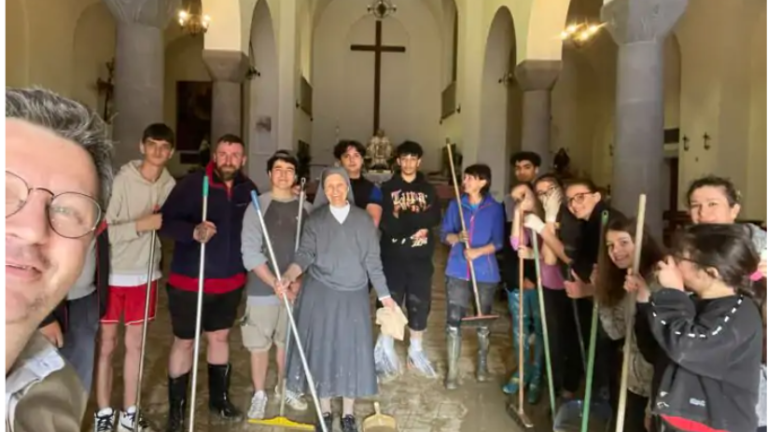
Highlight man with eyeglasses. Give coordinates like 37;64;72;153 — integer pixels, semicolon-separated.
160;134;258;431
6;88;114;432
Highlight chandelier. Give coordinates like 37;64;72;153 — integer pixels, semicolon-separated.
178;10;211;36
560;22;603;48
368;0;397;19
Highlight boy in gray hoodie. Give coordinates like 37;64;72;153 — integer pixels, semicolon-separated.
240;151;312;420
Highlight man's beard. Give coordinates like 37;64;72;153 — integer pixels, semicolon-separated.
215;164;240;181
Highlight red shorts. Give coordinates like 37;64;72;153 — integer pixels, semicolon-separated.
101;281;159;326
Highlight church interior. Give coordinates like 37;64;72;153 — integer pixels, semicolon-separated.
7;0;766;430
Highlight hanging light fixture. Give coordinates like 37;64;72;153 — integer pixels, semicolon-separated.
560;22;603;48
178;4;211;36
367;0;397;20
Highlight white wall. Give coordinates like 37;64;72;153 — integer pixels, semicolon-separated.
480;7;515;199
71;2;117;114
311;0;442;172
746;5;766;220
246;0;279;189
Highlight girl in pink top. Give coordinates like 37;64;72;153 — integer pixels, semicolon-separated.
503;183;563;402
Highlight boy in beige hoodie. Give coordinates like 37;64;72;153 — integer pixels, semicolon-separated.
93;124;177;432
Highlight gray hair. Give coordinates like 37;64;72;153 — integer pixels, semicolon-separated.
6;87;114;208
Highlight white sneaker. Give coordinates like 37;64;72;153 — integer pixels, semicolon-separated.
94;408;116;432
118;406;153;432
247;391;268;420
274;384;309;411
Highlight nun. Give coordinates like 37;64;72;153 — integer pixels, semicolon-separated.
278;167;396;432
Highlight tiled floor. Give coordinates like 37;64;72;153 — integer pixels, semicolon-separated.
86;244;552;432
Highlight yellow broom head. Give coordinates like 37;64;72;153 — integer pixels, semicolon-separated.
248;416;314;430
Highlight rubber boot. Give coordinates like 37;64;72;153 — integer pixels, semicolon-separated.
444;326;462;390
476;326;490;382
166;373;188;432
503;289;531;395
208;363;243;422
527;290;544;404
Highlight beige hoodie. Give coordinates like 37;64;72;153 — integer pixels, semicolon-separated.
106;160;176;284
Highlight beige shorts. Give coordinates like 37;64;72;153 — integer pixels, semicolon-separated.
240;304;288;352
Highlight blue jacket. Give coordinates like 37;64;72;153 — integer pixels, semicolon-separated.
440;194;505;283
160;163;258;294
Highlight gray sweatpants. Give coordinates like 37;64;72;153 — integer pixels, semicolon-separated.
59;290;100;393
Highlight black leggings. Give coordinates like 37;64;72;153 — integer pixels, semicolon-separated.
444;276;497;328
542;288;587;394
382;257;434;331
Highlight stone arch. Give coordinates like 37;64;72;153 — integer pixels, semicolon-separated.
7;0;29;87
201;0;245;51
479;5;518;198
71;2;116;110
246;0;279;188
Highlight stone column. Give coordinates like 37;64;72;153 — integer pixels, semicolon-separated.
514;60;561;172
602;0;688;237
202;50;249;142
104;0;179;168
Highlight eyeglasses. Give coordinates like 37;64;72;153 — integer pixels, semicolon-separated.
567;192;594;207
6;171;102;239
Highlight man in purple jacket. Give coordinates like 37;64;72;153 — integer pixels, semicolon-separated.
159;134;258;431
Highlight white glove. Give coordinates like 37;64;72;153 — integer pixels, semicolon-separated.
542;189;562;224
523;214;546;234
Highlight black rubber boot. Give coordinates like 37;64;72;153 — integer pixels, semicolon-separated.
476;326;490;382
444;326;462;390
208;363;244;422
166;373;188;432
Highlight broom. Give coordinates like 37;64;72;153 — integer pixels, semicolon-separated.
614;194;646;432
248;191;328;432
445;144;498;327
249;179;314;431
531;227;557;426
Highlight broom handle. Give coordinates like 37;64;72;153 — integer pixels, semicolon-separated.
615;195;647;432
250;191;328;432
580;210;610;432
445;145;483;314
517;217;526;411
134;230;157;424
188;176;210;432
279;179;306;418
531;229;556;424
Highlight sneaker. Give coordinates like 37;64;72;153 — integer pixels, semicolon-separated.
118;407;152;432
340;414;358;432
94;408;116;432
283;389;308;411
247;391;268;420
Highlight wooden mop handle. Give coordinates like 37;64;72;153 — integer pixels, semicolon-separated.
445;145;482;313
615;194;647;432
517;215;526;411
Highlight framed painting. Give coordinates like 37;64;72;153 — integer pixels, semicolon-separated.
176;81;212;153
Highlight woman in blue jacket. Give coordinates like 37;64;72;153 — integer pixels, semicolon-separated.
440;163;505;390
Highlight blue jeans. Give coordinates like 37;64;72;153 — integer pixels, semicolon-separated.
506;288;543;385
59;290;100;393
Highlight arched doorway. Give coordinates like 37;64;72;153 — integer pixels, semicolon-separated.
479;6;518;199
246;0;278;188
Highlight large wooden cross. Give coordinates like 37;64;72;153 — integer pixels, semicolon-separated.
350;20;406;134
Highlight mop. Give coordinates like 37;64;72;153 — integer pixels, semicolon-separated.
614;195;646;432
133;227;157;426
445;144;499;327
249;179;314;431
507;216;534;430
248;190;329;432
188;176;210;432
532;228;557;426
553;210;612;432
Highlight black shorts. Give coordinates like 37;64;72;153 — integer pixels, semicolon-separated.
166;285;244;340
382;256;434;331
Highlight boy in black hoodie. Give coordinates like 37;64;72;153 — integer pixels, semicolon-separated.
375;141;442;379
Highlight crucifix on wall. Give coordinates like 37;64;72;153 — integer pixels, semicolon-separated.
350;20;406;135
96;59;115;122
